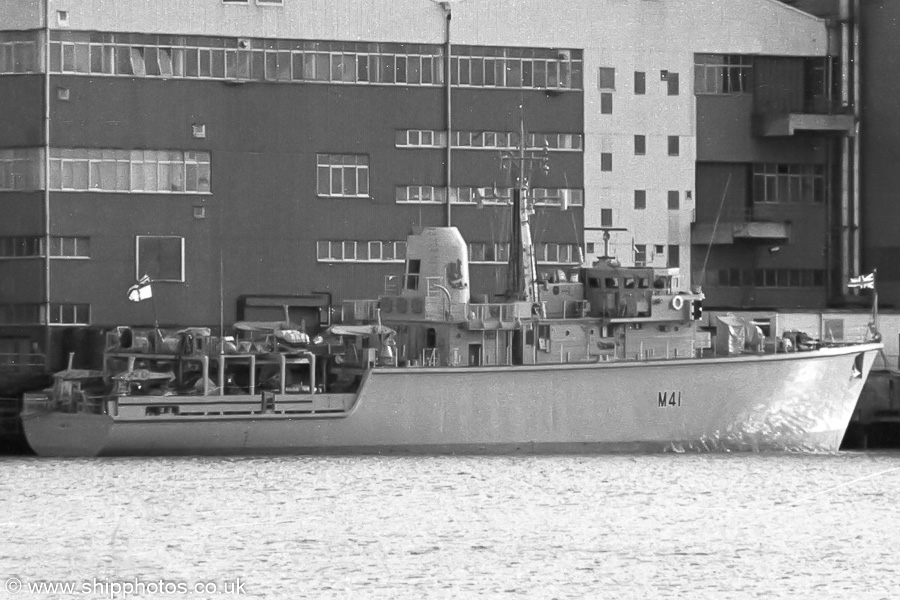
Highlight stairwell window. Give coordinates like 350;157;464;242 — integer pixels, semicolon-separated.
600;209;613;228
317;154;369;198
634;190;646;210
634;135;646;156
668;135;679;156
666;72;679;95
667;190;680;210
136;236;184;282
634;71;646;95
600;153;612;172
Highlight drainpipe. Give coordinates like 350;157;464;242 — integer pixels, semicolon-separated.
850;0;861;284
440;2;452;227
43;0;52;366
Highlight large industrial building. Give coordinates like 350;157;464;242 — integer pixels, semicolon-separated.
0;0;851;378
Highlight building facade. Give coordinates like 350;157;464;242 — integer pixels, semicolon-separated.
0;0;828;378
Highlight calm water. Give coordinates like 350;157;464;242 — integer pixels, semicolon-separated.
2;453;899;599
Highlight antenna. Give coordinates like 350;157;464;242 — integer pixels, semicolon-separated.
700;173;732;286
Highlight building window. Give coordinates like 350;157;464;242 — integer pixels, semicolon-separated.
452;49;583;90
667;190;680;210
600;209;613;228
600;153;612;172
256;0;283;5
634;190;646;210
713;268;825;288
317;240;406;262
634;135;646;156
634;244;647;267
49;236;90;258
316;154;369;198
47;148;210;193
666;72;679;95
0;237;43;258
667;245;680;268
598;67;615;90
396;130;448;148
468;242;509;264
136;236;184;282
668;136;679;156
0;32;40;74
536;243;578;265
600;92;613;114
49;303;90;325
654;244;665;255
753;164;826;204
48;31;584;91
694;54;752;95
634;71;645;95
0;148;44;191
585;243;595;254
434;131;582;151
450;186;510;205
532;188;584;208
396;186;447;204
526;133;583;151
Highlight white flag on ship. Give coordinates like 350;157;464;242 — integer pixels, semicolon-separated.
847;272;875;289
127;275;153;302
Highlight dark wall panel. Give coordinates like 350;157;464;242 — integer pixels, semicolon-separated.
860;0;900;288
0;75;43;146
696;95;827;163
37;76;584;326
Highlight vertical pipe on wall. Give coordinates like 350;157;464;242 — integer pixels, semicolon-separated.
43;0;52;363
850;0;861;283
839;0;852;300
442;3;453;227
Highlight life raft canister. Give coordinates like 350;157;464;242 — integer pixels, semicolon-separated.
671;295;684;310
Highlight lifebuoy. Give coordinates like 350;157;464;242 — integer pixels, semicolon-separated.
671;295;684;310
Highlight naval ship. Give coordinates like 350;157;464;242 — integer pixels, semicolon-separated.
20;136;882;457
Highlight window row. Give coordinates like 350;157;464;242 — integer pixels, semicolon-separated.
694;54;752;95
0;236;91;258
0;40;38;74
222;0;283;5
0;303;90;325
316;240;408;262
468;242;579;264
634;190;682;210
0;148;44;191
395;130;583;151
597;67;679;95
753;164;825;204
42;31;582;90
396;186;584;207
712;268;826;288
51;149;211;194
316;154;369;197
0;148;211;193
450;53;582;89
633;135;680;156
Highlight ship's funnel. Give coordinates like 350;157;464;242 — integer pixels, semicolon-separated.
401;227;470;304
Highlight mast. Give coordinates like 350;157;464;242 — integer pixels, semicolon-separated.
503;117;545;303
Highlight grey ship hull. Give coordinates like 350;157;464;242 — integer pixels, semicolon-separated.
22;343;881;456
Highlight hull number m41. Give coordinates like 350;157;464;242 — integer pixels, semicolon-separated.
658;391;682;407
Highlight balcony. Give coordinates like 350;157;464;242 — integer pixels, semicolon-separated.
692;209;791;245
753;98;855;137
